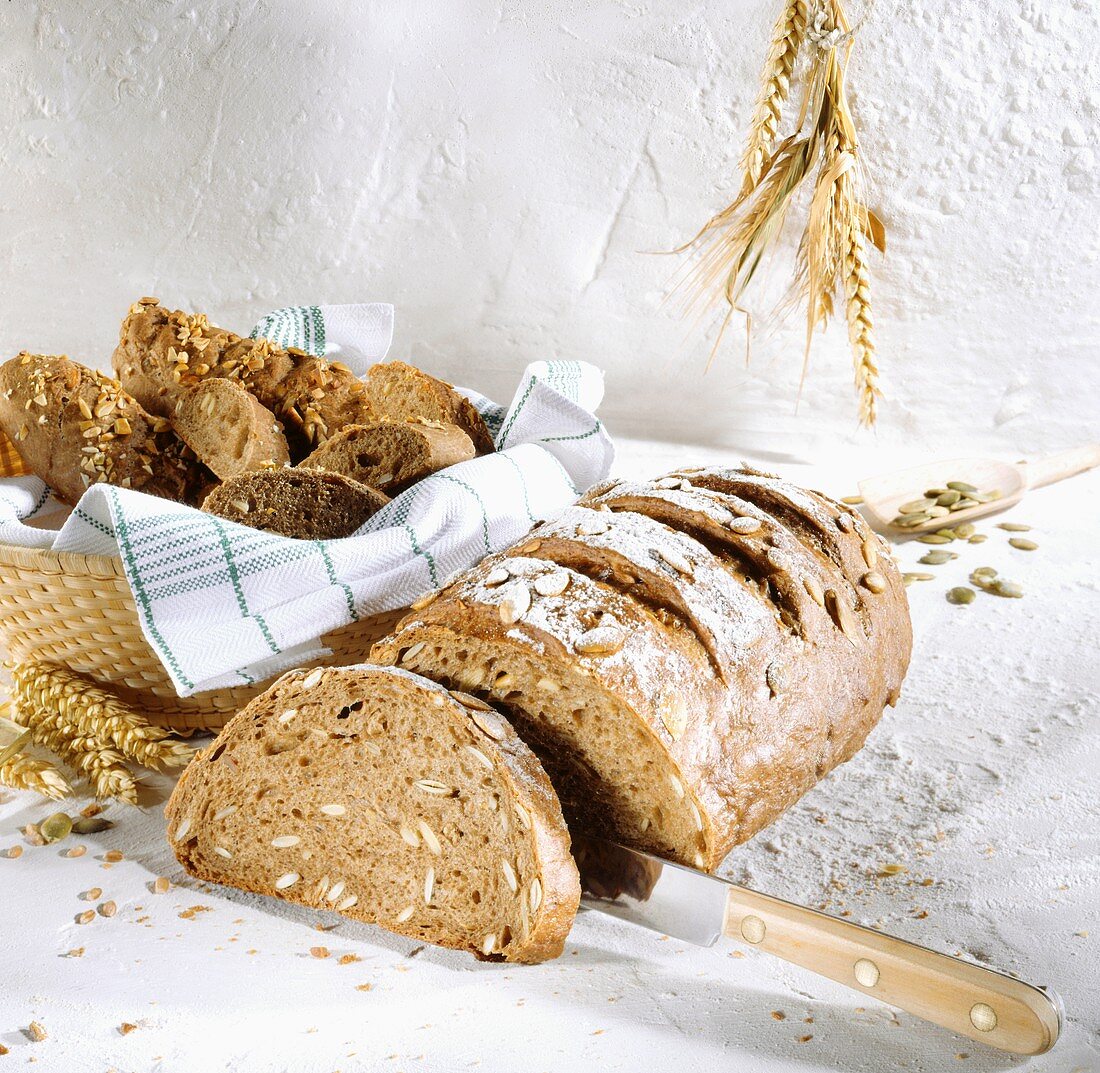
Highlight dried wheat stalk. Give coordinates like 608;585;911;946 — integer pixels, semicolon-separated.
678;0;884;424
740;0;810;193
0;752;72;800
14;705;139;805
10;662;194;770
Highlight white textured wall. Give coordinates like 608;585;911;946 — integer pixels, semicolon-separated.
1;1;1097;458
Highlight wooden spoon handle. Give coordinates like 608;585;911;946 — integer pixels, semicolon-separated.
1021;444;1100;490
723;886;1061;1055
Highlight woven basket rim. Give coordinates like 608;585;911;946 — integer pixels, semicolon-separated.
0;540;124;579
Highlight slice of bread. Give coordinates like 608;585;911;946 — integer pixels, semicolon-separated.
173;378;290;480
300;419;475;494
165;664;580;963
0;353;207;505
202;469;389;539
112;300;377;458
366;361;495;455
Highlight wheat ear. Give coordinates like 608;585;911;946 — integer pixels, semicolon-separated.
844;218;879;425
10;662;194;770
13;706;139;804
740;0;810;192
0;752;72;800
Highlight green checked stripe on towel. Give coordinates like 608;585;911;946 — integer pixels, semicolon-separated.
250;306;326;356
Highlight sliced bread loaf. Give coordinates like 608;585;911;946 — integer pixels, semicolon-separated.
373;467;912;871
0;353;207;505
165;663;580;962
173;378;290;480
112;300;376;457
202;469;389;539
300;418;475;494
365;361;494;455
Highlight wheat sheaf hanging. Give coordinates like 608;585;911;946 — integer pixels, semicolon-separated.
676;0;885;425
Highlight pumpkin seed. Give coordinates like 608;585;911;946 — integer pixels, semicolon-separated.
1009;538;1038;551
861;571;887;593
997;523;1031;532
72;817;114;835
40;813;72;843
841;495;864;505
902;572;935;582
934;528;957;539
917;534;952;545
969;533;987;544
894;513;929;528
946;481;977;493
918;551;953;565
954;523;976;538
951;498;979;510
971;490;1001;503
899;499;934;514
946;587;975;605
936;491;961;507
924;487;948;497
991;579;1024;598
926;505;950;519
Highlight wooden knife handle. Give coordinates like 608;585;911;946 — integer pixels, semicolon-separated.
723;886;1061;1055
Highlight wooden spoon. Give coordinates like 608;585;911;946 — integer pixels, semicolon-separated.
859;445;1100;536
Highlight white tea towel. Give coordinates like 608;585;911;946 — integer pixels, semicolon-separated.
0;304;614;696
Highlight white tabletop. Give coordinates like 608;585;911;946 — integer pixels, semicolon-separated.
2;439;1097;1072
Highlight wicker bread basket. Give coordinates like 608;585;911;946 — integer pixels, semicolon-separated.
0;541;404;732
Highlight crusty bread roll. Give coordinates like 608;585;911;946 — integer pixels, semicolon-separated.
366;360;494;455
166;663;580;963
172;378;290;480
112;299;376;458
0;352;207;505
299;418;475;495
202;468;389;539
373;466;912;871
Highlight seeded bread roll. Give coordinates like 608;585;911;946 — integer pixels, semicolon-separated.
366;361;495;455
373;466;912;871
172;378;290;480
202;468;389;539
300;418;475;495
0;353;207;505
112;299;376;458
165;663;580;963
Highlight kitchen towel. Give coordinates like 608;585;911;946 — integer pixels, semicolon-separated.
0;304;614;695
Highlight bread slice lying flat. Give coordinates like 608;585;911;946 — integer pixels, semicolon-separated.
173;378;290;480
202;468;389;539
300;418;475;495
166;664;580;963
366;361;495;455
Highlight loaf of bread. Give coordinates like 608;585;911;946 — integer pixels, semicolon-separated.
0;353;207;505
166;663;580;963
172;378;290;480
372;466;912;871
202;468;389;539
366;361;495;455
300;418;475;495
112;299;376;458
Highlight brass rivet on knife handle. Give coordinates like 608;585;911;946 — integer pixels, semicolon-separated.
739;915;766;944
854;958;880;987
970;1003;998;1032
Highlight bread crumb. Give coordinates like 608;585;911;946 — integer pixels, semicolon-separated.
310;946;330;959
770;1011;785;1021
4;845;22;858
0;1042;8;1054
355;983;373;992
65;947;84;958
797;1034;813;1043
338;954;361;965
119;1023;137;1036
27;1021;47;1042
99;901;117;918
104;850;123;863
80;803;104;818
179;905;212;920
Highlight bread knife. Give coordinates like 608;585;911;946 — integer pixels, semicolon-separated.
573;836;1062;1055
